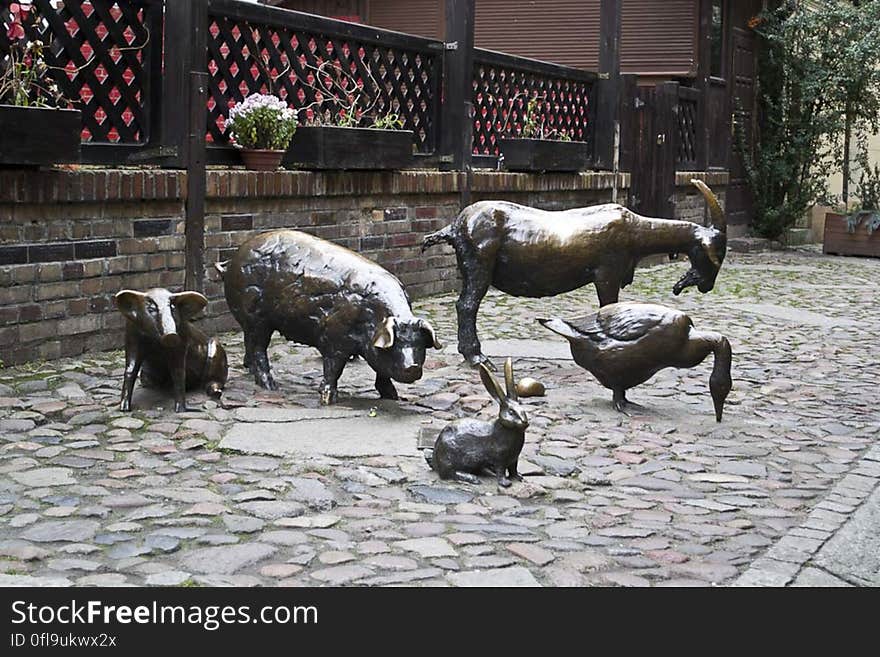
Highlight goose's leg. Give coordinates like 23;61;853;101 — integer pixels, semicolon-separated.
614;389;645;413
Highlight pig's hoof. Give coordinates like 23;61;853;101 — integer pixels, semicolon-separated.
175;402;191;413
498;477;512;488
120;401;131;413
376;384;399;400
319;387;337;406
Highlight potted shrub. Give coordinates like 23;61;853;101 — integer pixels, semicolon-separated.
285;61;414;170
0;3;81;166
498;95;590;172
227;93;298;171
823;161;880;258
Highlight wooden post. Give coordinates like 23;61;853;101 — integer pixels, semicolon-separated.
180;0;210;293
695;0;711;170
185;71;209;294
441;0;475;203
158;0;209;168
594;0;622;170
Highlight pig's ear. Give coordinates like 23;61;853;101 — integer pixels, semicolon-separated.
418;319;443;350
115;290;145;323
371;317;396;349
172;291;208;319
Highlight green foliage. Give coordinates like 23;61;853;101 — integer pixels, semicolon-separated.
846;156;880;233
371;112;404;130
741;1;880;239
520;95;572;141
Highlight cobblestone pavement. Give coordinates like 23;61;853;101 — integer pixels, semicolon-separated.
1;247;878;587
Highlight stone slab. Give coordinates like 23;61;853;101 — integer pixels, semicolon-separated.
443;339;572;361
813;486;880;586
220;414;424;458
737;303;860;329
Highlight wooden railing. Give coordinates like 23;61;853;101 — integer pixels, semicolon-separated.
471;47;596;161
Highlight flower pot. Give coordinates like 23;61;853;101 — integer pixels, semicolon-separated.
499;138;591;172
239;148;285;171
286;126;414;170
0;105;81;166
823;211;880;258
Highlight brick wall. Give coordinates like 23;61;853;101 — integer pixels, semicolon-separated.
0;168;724;366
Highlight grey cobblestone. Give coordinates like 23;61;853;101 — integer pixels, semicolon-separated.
1;247;878;586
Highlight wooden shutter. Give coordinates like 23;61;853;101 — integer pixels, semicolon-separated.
621;0;698;76
367;0;444;39
474;0;599;70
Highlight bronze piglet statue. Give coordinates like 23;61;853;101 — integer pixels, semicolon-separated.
425;358;528;487
216;229;443;405
115;288;228;413
539;302;732;421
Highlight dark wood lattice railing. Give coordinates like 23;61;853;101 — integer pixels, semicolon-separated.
0;0;163;162
204;0;443;154
676;85;699;170
472;48;596;158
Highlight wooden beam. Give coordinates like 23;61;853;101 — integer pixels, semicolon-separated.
594;0;622;170
441;0;475;179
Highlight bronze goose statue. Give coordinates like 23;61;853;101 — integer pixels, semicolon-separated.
538;302;732;421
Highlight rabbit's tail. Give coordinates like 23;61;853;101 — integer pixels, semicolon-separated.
423;448;435;469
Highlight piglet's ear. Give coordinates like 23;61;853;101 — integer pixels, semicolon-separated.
372;317;396;349
418;319;443;350
172;291;208;319
115;290;144;323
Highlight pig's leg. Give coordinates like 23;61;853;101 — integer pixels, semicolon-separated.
250;326;277;390
204;338;227;400
456;264;492;369
375;374;398;400
319;353;347;405
120;342;143;413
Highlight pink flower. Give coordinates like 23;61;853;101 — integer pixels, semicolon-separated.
6;19;25;41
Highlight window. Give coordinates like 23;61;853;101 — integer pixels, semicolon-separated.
710;0;724;77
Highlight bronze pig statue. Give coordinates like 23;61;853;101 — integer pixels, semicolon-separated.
115;288;228;413
422;179;726;366
216;229;443;405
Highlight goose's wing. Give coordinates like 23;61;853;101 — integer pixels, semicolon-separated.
594;303;687;343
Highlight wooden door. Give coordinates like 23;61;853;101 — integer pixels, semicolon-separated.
727;26;757;228
629;82;677;218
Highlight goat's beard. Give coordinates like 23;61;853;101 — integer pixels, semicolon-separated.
672;267;703;295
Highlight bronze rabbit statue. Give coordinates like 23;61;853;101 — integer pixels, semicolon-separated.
425;358;529;487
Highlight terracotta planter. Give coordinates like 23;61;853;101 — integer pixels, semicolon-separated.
0;105;81;166
823;212;880;258
499;138;591;172
239;148;285;171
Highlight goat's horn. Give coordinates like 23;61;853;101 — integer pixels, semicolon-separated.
691;179;726;233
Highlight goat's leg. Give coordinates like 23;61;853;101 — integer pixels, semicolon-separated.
594;273;621;307
456;263;493;369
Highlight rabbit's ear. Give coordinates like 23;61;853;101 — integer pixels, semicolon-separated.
504;357;518;401
479;363;508;407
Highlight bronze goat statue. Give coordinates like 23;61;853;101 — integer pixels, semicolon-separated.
422;180;726;367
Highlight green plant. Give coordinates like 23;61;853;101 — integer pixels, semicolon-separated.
299;60;406;130
227;93;298;150
846;153;880;233
740;1;880;239
1;3;60;106
501;93;573;141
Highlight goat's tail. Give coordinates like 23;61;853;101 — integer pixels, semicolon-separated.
421;225;455;253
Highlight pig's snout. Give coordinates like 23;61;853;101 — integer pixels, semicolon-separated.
161;333;182;349
393;347;423;383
